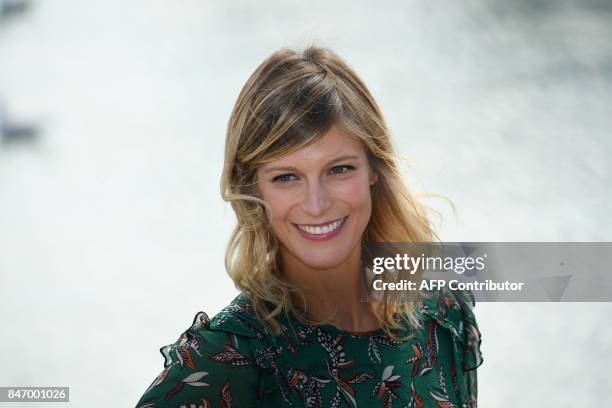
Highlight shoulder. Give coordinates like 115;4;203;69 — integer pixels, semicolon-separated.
155;294;264;380
136;294;266;407
206;292;269;339
158;293;267;368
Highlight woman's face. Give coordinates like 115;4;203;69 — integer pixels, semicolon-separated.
256;125;378;271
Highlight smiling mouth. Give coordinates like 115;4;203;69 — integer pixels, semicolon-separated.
293;216;348;235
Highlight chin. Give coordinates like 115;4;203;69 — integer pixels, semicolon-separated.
295;244;356;270
299;257;349;271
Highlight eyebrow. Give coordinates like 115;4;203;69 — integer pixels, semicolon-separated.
263;155;360;174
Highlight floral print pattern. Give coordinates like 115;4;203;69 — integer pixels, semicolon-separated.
135;288;483;408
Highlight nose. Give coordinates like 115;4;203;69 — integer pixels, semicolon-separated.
300;179;333;217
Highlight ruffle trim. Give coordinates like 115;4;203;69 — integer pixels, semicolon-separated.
415;288;483;371
155;302;283;399
158;310;212;368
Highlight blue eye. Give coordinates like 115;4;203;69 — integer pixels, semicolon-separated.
272;174;297;183
271;165;355;183
330;165;355;175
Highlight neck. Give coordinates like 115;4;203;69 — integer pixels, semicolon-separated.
280;242;381;332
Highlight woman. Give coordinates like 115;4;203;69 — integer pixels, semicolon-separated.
136;46;483;408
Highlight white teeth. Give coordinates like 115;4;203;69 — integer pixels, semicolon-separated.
297;218;344;235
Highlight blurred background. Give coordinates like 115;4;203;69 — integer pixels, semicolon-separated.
1;0;611;406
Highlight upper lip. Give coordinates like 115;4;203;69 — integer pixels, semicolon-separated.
294;216;347;227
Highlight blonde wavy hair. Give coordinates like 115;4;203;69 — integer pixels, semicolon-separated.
220;45;439;342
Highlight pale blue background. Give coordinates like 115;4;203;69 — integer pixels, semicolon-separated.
0;1;611;406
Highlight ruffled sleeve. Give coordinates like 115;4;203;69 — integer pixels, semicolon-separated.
135;309;262;408
415;288;484;407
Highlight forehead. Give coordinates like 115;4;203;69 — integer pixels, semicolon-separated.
261;126;366;168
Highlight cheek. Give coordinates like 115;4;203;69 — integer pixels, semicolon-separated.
340;179;373;209
261;189;294;223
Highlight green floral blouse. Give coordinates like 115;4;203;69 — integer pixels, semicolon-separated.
135;289;483;408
